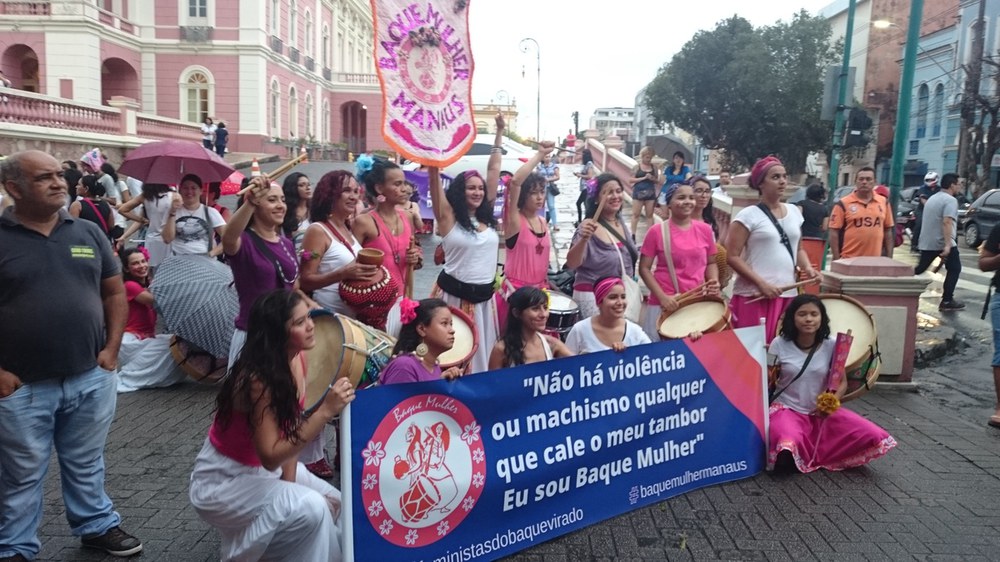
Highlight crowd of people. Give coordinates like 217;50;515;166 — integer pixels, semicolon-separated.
0;137;912;562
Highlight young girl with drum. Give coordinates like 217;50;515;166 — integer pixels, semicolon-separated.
427;114;505;374
354;160;423;336
299;170;378;319
638;183;720;340
189;289;355;561
767;294;896;472
116;247;187;393
565;174;638;319
725;157;820;340
503;143;554;291
380;298;464;385
489;287;572;370
565;277;650;354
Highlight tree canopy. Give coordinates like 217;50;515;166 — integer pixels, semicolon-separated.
644;12;836;174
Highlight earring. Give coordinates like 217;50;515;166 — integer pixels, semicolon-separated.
415;342;429;357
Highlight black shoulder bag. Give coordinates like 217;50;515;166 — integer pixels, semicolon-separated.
756;203;796;265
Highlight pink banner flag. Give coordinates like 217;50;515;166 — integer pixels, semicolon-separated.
826;330;853;392
371;0;475;168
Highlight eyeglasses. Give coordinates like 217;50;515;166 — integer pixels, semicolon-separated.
693;189;711;195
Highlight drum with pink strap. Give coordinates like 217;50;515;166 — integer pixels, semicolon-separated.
657;295;732;340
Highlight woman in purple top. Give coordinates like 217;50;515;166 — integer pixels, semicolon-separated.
380;298;464;385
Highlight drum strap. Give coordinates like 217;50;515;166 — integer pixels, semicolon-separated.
661;221;680;294
769;343;818;404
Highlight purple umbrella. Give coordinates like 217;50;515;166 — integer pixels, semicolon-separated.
119;140;235;184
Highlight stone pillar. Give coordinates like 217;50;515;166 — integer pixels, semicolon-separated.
820;257;931;383
107;96;140;136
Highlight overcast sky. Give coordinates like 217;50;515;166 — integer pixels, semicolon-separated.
466;0;831;141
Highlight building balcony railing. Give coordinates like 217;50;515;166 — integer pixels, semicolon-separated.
135;114;202;143
337;72;378;85
305;56;315;72
270;36;283;55
0;1;50;15
289;47;300;64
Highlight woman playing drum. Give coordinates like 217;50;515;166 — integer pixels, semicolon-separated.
503;142;554;291
299;171;377;318
116;248;186;393
767;295;896;472
189;289;354;561
725;156;820;340
489;287;572;370
380;298;463;385
427;115;505;374
638;183;720;340
565;174;638;319
353;160;422;336
565;277;650;354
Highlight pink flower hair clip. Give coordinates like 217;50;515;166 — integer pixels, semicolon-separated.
399;297;419;325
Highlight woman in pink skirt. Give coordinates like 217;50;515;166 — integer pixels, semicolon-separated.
767;294;896;472
726;156;820;340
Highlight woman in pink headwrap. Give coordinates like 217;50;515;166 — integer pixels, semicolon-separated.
564;276;650;354
725;157;821;340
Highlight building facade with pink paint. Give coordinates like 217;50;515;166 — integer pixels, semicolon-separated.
0;0;386;154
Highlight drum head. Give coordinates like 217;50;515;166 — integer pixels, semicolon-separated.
548;291;579;313
305;311;348;413
438;307;477;368
659;298;728;339
821;295;877;371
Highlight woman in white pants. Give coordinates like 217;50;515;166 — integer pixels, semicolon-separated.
189;289;355;561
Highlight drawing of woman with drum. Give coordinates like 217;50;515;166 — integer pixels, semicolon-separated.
725;157;820;340
189;289;355;561
638;182;720;340
427;115;504;374
489;286;573;370
767;295;896;472
565;277;650;354
379;298;464;385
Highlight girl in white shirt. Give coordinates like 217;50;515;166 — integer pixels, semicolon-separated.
565;276;650;354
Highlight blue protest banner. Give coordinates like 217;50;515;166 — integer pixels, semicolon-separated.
341;326;768;562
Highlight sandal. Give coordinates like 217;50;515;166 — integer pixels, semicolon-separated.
305;458;335;479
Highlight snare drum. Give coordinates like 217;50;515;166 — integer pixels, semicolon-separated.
304;309;395;414
438;306;478;373
658;296;731;340
546;290;580;338
819;294;880;402
169;336;228;384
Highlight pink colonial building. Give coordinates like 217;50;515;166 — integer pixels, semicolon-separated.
0;0;385;154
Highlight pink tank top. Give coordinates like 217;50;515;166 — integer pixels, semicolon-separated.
208;356;307;467
504;214;551;288
365;209;412;289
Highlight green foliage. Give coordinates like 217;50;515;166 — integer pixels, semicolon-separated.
645;11;836;174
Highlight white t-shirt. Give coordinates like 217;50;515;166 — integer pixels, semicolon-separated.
170;204;226;255
731;203;803;297
442;225;499;285
312;223;362;315
565;317;651;354
768;336;836;415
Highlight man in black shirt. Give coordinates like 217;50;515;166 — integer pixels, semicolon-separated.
978;222;1000;429
912;171;939;252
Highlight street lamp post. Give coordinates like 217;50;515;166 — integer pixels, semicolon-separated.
520;37;540;141
888;0;924;213
828;0;857;199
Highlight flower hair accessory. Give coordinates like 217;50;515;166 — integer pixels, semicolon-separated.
138;246;150;261
399;297;419;325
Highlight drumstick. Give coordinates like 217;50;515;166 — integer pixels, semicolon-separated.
674;282;709;305
744;279;819;304
236;153;307;196
404;236;415;299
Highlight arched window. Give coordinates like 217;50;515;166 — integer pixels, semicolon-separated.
289;86;299;139
916;83;928;139
305;11;313;57
322;25;330;69
181;68;213;123
322;100;330;142
305;93;314;138
289;0;297;48
932;84;944;137
270;79;280;137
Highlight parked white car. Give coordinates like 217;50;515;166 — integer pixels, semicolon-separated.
402;134;532;180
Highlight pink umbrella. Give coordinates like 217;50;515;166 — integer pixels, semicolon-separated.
219;170;245;196
120;140;235;184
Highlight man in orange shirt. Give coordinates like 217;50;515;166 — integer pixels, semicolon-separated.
829;167;894;260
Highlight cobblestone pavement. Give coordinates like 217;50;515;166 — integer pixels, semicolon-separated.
30;163;1000;560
